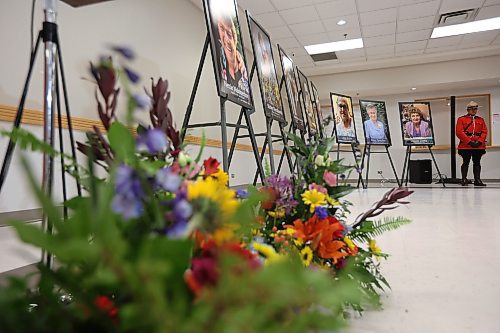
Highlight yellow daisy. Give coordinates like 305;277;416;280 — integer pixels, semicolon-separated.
187;177;238;216
343;236;356;251
326;195;341;207
300;246;313;267
369;239;382;256
210;167;229;187
268;208;285;218
252;242;283;264
301;189;327;213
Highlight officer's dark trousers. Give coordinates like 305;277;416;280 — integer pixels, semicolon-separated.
458;149;486;180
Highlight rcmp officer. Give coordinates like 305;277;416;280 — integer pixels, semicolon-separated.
456;101;488;186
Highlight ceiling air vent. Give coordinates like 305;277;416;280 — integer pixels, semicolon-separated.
436;9;479;26
310;52;338;62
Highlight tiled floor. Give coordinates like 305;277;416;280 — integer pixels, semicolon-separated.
345;187;500;333
1;188;499;332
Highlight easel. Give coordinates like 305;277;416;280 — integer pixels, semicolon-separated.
228;60;295;185
400;145;446;187
181;34;265;183
357;144;400;189
335;142;365;188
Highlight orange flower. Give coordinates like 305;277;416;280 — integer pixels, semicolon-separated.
317;240;348;262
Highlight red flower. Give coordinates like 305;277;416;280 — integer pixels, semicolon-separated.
259;186;278;210
203;157;220;177
94;296;119;322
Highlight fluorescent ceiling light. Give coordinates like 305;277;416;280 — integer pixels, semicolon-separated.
305;38;363;55
337;19;347;26
431;16;500;38
411;87;417;91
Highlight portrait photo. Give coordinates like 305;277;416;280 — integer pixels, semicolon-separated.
203;0;253;108
398;102;435;146
330;93;357;144
310;82;326;137
360;100;391;146
278;46;305;133
297;69;318;137
247;13;285;123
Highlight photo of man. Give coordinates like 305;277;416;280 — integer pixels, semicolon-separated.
297;69;318;137
278;46;305;133
203;0;252;108
360;100;391;146
330;93;357;144
398;102;435;146
247;14;285;123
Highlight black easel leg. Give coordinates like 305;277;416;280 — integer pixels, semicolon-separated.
428;146;446;187
182;34;209;141
357;145;367;188
401;146;410;186
56;39;82;196
243;111;265;185
365;145;371;189
253;136;268;185
279;124;294;176
220;98;229;174
266;118;276;175
0;32;42;192
55;68;68;219
228;109;243;167
352;146;365;189
405;148;412;186
386;146;401;187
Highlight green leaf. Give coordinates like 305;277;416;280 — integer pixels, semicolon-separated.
107;122;135;163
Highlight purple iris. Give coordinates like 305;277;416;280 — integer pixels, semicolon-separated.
236;188;249;199
173;199;192;222
166;220;188;238
124;66;140;84
315;206;328;220
136;128;169;154
265;175;297;214
156;167;181;192
133;94;151;110
110;46;135;60
112;165;144;220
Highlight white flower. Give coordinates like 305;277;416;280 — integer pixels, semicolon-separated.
315;155;325;166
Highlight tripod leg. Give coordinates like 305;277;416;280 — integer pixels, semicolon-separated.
365;145;371;189
244;110;265;185
406;147;412;186
253;136;268;185
386;146;400;187
0;32;42;192
220;98;229;175
278;124;294;176
428;146;446;187
228;109;243;167
401;146;409;186
55;67;68;219
266;118;276;175
357;145;367;188
56;37;82;196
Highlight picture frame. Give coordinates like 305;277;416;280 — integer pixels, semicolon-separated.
398;102;435;146
359;99;392;146
310;81;326;137
296;68;318;137
330;93;357;144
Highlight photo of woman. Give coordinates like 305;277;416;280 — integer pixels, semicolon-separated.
360;100;391;146
398;102;435;146
330;93;357;144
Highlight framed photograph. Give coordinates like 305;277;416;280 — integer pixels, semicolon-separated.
202;0;253;109
398;102;435;146
310;82;326;137
277;46;305;133
330;93;357;144
359;100;392;146
296;68;318;137
246;12;286;123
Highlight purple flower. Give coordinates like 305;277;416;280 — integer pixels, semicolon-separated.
166;220;188;238
112;165;144;220
112;194;143;220
133;94;151;110
264;175;297;214
156;167;181;192
236;188;249;199
315;206;328;220
124;66;140;84
110;45;135;60
173;199;193;222
136;128;169;154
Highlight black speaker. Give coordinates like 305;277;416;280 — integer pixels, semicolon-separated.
409;159;432;184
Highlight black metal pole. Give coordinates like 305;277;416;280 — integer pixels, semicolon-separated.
55;67;68;220
244;110;265;185
365;145;371;189
182;34;209;141
228;110;244;166
266;118;276;175
220;98;229;174
386;145;401;187
357;144;367;188
450;96;457;179
428;146;446;187
253;136;268;185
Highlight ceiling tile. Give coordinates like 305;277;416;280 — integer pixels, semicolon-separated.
476;4;500;20
335;48;366;59
296;33;330;45
427;35;462;48
399;0;440;20
395;40;427;52
439;0;484;14
357;0;399;12
364;34;396;47
484;0;500;5
254;12;286;28
362;22;397;37
365;45;396;56
360;7;398;26
367;53;396;60
492;35;500;44
322;14;360;31
266;25;294;39
285;47;309;57
398;0;434;5
270;0;314;11
293;55;314;65
238;0;276;15
425;45;458;53
280;5;319;24
314;59;341;66
395;49;425;56
339;56;367;63
315;0;358;18
396;29;431;43
397;16;435;33
460;30;500;46
328;28;362;41
274;37;301;48
289;20;326;36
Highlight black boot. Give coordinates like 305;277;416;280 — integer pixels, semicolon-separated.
461;164;469;186
473;165;486;187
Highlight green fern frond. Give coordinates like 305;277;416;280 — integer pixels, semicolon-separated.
349;216;411;242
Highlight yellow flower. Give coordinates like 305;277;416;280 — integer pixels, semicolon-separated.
268;208;285;218
369;239;382;256
187;177;238;216
300;246;313;267
252;242;283;264
343;236;356;251
213;226;237;245
326;195;340;207
210;167;229;187
284;228;296;236
293;239;304;247
301;189;327;213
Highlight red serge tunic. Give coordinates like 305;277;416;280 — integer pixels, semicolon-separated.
456;114;488;150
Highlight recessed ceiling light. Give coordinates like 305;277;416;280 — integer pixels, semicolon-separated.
431;16;500;38
411;87;417;91
304;38;364;55
337;19;347;26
